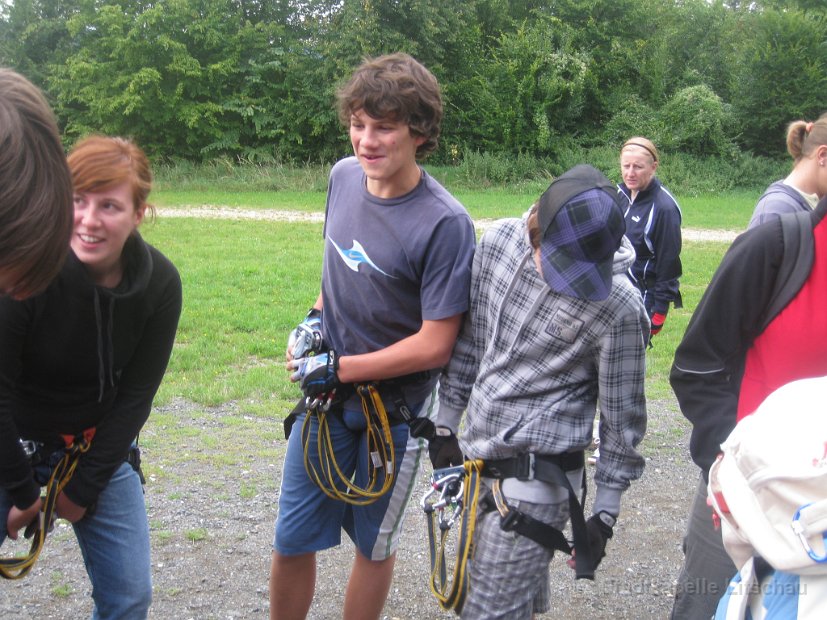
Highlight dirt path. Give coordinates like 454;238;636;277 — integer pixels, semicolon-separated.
156;207;738;243
0;398;697;620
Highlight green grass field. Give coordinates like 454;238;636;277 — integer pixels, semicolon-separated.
129;188;740;566
155;187;760;230
142;189;741;414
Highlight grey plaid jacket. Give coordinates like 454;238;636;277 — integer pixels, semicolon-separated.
437;215;648;515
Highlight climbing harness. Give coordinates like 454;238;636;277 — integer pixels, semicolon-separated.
421;459;484;613
480;451;598;580
297;372;437;505
1;429;95;580
301;383;396;505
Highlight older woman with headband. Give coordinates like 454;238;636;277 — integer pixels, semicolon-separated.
748;114;827;229
0;136;181;617
618;137;682;344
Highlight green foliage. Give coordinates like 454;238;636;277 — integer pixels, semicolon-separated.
3;0;825;163
601;99;662;150
656;0;737;101
151;145;787;203
154;158;330;194
651;150;787;197
730;8;827;156
450;149;554;186
657;85;737;158
441;14;592;157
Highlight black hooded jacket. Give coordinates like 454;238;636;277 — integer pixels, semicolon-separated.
670;197;827;477
0;233;182;509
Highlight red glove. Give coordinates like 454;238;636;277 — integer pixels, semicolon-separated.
650;312;666;337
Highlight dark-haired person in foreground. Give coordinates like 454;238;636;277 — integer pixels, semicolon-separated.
0;67;73;298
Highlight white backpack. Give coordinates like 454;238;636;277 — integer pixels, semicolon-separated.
708;376;827;575
709;377;827;619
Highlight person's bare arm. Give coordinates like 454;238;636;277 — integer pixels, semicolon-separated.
336;314;463;383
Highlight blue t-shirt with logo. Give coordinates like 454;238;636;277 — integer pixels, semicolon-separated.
321;156;475;403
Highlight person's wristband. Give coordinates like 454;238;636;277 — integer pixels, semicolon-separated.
597;511;616;529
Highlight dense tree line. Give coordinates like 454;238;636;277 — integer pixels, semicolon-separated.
1;0;826;165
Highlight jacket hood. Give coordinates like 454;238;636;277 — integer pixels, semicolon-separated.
613;235;636;275
66;233;154;402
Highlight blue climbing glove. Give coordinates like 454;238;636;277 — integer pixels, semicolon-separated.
289;350;340;398
287;308;324;360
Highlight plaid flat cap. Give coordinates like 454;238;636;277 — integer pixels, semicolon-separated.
538;165;626;301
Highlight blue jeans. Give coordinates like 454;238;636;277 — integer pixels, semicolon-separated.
1;457;151;619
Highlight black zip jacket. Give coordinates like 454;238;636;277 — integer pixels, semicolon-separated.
670;197;827;477
618;177;682;314
0;233;182;509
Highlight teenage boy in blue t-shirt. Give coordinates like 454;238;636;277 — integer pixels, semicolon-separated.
269;53;475;620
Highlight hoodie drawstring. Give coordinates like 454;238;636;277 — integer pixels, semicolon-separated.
92;289;116;403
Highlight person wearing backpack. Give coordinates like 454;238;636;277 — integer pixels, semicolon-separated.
748;114;827;229
708;376;827;619
669;190;827;619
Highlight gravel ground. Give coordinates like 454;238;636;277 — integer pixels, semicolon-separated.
1;396;698;620
1;208;705;618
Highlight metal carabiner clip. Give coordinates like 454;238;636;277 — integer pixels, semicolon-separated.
792;503;827;563
422;465;467;529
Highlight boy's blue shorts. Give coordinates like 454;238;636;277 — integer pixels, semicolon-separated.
273;390;435;561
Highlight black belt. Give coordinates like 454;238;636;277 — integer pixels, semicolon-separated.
20;438;144;482
483;451;584;481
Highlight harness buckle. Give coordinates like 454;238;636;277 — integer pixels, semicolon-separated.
500;509;523;532
514;453;535;480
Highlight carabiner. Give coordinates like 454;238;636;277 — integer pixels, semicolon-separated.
792;503;827;563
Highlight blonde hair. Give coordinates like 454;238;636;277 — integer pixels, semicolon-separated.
620;137;659;163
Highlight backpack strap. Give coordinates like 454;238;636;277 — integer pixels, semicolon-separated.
762;211;814;331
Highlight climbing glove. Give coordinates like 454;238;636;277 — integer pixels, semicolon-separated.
428;426;463;469
584;511;615;571
290;350;340;398
287;308;324;360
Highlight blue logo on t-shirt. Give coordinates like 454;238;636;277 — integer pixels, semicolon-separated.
330;238;394;278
